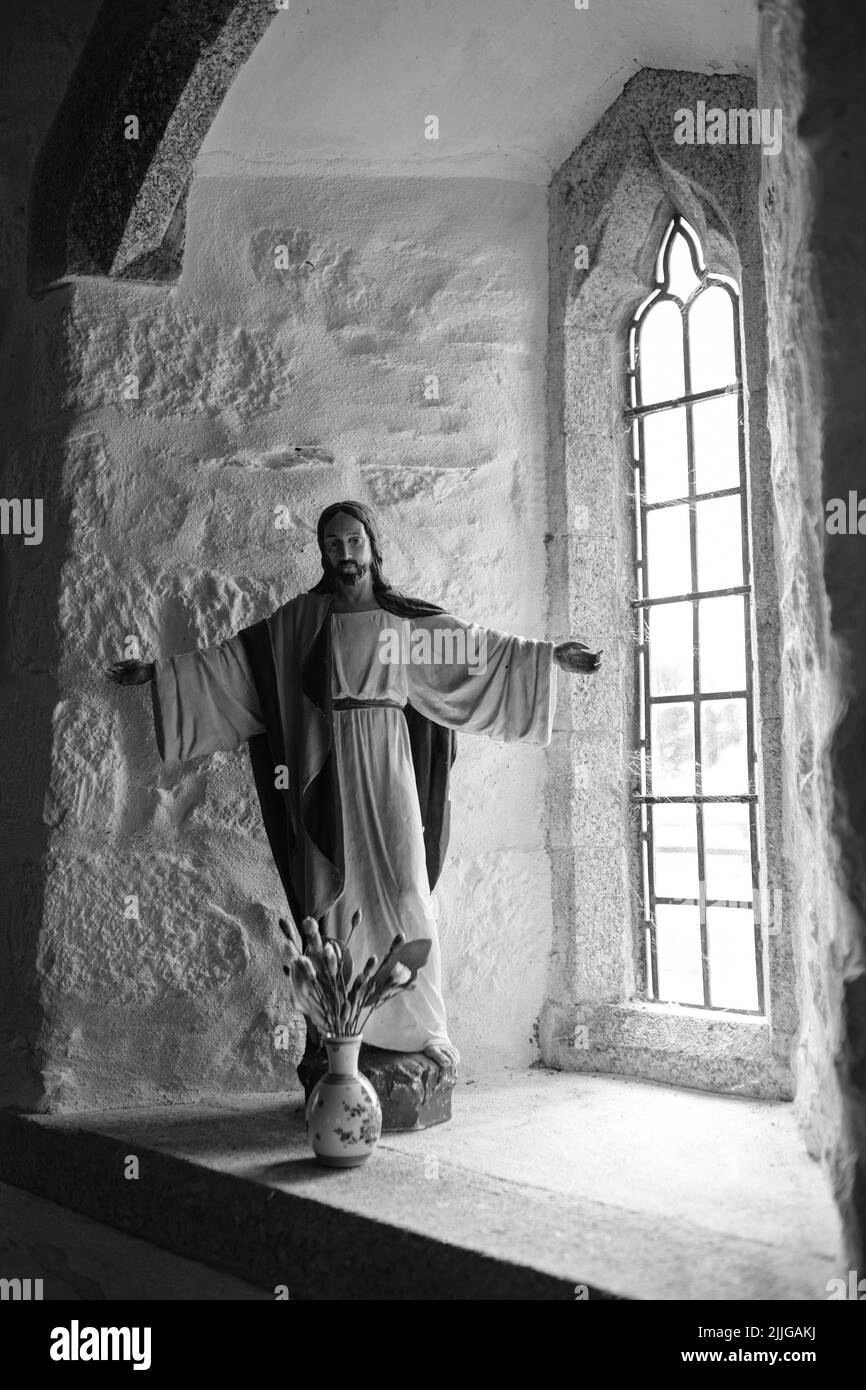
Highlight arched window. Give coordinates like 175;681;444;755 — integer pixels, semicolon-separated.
626;215;762;1013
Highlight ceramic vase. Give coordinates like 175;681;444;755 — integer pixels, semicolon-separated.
305;1034;382;1167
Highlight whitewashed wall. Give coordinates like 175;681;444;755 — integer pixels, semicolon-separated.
32;171;554;1105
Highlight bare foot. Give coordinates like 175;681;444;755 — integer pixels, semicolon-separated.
423;1040;460;1079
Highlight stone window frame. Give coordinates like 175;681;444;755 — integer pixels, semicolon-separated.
541;70;794;1099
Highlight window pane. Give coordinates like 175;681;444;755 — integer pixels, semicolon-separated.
643;407;688;503
652;803;698;898
646;505;691;597
664;228;701;302
638;299;685;405
696;496;744;591
700;698;749;794
707;907;759;1010
650;703;695;795
688;285;736;392
703;802;753;902
655;904;703;1005
649;600;693;696
692;394;740;493
698;595;746;692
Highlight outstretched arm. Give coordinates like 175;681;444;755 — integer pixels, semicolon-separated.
403;615;603;744
105;639;265;765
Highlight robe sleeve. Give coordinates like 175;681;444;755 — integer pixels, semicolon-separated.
151;633;266;766
403;613;557;744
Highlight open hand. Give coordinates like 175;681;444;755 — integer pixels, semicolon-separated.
554;641;603;674
106;659;154;686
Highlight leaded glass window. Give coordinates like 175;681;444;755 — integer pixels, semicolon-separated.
626;216;763;1013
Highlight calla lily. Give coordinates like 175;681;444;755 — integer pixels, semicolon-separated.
295;956;316;985
367;939;431;999
278;917;304;954
301;915;324;954
339;942;354;987
281;908;432;1038
289;958;329;1032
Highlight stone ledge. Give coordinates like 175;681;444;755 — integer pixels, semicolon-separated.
0;1181;271;1300
0;1097;601;1301
542;1002;793;1099
0;1073;841;1300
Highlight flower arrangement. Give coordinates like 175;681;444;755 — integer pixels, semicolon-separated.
280;909;431;1037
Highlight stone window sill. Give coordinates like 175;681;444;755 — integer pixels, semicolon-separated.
546;1001;792;1099
0;1069;838;1300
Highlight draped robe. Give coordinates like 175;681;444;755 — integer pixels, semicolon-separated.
150;594;556;1051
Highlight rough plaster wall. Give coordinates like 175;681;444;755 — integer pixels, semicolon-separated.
26;171;552;1107
758;0;866;1265
0;1;104;1109
541;70;790;1098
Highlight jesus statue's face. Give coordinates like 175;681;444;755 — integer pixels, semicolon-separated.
322;511;374;588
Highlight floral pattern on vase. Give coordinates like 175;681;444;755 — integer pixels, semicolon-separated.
305;1034;382;1167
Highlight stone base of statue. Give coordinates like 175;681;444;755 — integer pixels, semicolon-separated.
298;1038;454;1132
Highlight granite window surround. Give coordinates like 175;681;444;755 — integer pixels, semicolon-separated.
540;70;791;1099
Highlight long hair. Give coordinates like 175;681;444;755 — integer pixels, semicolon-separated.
308;500;445;618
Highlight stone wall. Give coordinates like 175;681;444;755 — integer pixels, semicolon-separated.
0;1;104;1109
757;0;866;1267
13;169;554;1107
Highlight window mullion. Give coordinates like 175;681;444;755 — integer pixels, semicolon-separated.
636;412;659;1000
736;386;766;1015
683;302;711;1009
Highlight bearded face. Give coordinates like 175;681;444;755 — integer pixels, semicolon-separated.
332;556;367;585
322;512;374;587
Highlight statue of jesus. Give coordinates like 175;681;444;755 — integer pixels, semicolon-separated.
107;501;602;1079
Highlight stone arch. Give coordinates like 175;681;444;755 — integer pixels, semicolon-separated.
27;0;277;292
541;68;791;1097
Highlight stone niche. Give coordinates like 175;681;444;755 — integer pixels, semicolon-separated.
3;0;864;1280
541;69;790;1098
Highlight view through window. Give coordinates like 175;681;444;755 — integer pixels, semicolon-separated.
626;216;763;1014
